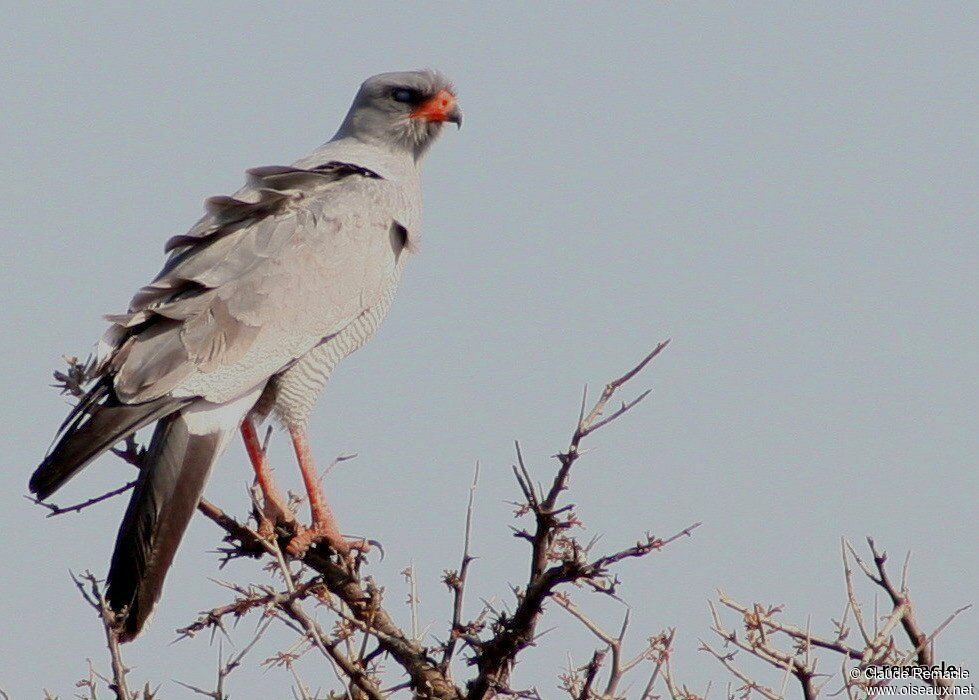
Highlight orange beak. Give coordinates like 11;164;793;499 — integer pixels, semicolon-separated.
411;89;462;127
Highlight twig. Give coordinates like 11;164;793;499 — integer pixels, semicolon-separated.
27;481;136;517
707;539;968;700
71;571;135;700
864;538;956;694
717;592;863;661
442;462;481;673
468;344;680;699
173;619;272;698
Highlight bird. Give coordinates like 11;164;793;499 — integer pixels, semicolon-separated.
29;69;461;642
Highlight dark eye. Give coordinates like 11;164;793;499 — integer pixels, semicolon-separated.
392;88;419;104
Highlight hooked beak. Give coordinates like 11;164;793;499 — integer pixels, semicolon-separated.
411;89;463;129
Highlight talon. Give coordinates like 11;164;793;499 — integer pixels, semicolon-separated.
285;525;316;558
257;517;276;542
365;538;384;561
257;504;298;542
285;524;369;559
262;498;297;534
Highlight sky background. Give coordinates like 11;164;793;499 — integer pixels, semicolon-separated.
1;2;976;697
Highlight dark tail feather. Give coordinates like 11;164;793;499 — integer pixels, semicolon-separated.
106;412;223;642
30;383;181;500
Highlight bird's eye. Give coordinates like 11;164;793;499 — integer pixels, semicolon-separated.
392;88;418;104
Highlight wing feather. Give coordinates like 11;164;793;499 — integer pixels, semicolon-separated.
101;162;404;404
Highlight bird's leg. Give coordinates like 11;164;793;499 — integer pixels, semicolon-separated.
240;418;296;540
285;424;368;558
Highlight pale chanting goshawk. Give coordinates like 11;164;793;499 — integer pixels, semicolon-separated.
30;70;461;641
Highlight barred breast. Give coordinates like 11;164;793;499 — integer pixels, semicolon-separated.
268;263;403;427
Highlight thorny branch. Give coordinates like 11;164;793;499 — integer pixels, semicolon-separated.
465;342;699;699
43;347;687;698
38;350;969;699
191;343;685;699
701;537;970;700
174;620;273;699
27;479;136;516
441;462;481;675
70;571;152;700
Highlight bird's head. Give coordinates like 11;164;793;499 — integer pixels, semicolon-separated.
335;70;461;160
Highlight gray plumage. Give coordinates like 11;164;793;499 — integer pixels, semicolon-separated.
29;70;459;640
266;261;405;426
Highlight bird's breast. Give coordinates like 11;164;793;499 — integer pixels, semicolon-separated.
269;263;404;427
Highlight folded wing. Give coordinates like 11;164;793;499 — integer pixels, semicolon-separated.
99;162;404;405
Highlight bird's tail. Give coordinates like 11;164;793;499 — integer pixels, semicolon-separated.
106;409;225;642
104;389;260;642
29;379;183;501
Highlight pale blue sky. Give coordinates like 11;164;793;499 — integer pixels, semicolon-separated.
1;2;975;696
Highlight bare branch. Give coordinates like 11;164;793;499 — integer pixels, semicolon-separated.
442;462;481;673
71;571;137;700
707;539;968;700
467;343;682;699
27;481;137;517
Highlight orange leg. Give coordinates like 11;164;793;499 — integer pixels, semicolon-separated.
241;418;295;538
286;425;367;557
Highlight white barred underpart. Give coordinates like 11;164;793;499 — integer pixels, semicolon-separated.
269;256;405;427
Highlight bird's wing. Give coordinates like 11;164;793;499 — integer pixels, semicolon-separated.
101;162;412;404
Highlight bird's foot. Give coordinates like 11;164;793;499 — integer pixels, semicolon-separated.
285;523;371;559
283;426;375;560
252;485;299;541
257;499;299;542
